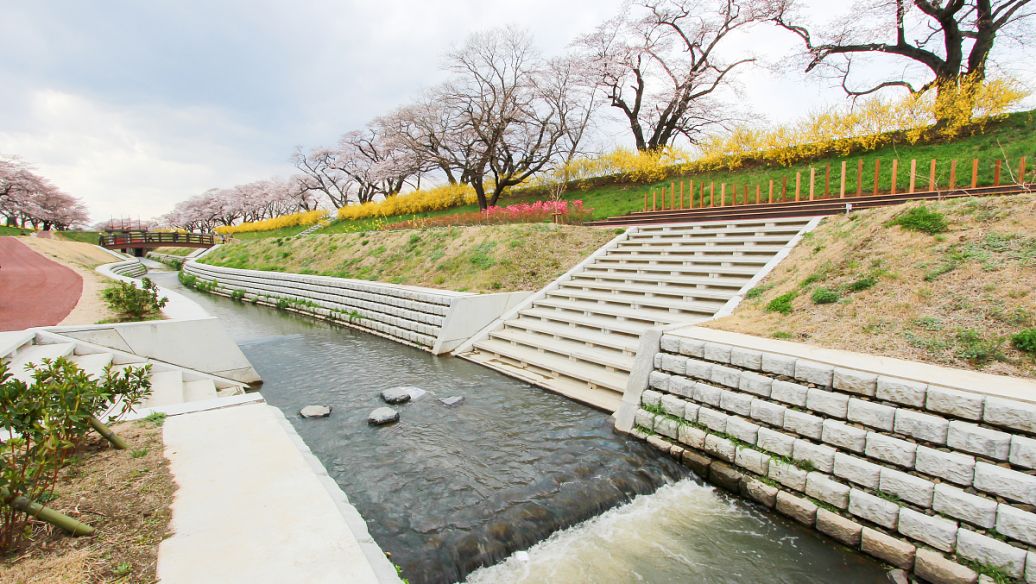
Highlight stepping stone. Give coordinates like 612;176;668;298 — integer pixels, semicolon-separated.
300;405;332;418
439;396;464;407
381;387;414;404
368;407;399;426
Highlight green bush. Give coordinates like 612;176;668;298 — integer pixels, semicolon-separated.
887;206;948;235
955;329;1006;366
766;291;797;315
102;278;168;320
1012;328;1036;355
848;275;878;292
231;289;246;302
178;271;197;289
0;357;152;549
811;287;840;304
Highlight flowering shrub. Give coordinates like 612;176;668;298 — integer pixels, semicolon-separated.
381;200;591;230
216;209;328;235
337;184;478;221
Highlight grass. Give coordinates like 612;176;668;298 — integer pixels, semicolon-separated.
150;246;193;256
199;224;615;293
886;206;948;234
228;111;1036;239
0;225;32;236
0;422;174;583
710;193;1036;379
55;231;101;244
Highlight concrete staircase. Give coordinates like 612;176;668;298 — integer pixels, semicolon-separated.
295;220;332;238
1;331;250;421
458;217;816;412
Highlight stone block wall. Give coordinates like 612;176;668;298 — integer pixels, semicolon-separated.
182;261;527;355
108;258;147;278
629;328;1036;584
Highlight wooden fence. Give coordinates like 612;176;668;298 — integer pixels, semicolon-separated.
640;156;1032;212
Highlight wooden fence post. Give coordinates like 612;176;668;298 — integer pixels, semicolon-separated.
643;191;648;211
971;159;979;188
928;159;937;191
949;160;957;189
710;182;715;207
769;180;774;204
994;160;1001;186
795;172;801;202
652;189;657;211
782;176;788;200
1020;156;1027;185
670;181;676;208
680;180;685;209
720;183;727;206
891;159;899;194
756;184;761;204
809;168;816;201
857;159;864;196
824;163;831;196
908;159;916;194
840;160;847;198
873;159;881;196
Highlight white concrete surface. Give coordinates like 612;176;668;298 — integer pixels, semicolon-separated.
159;403;400;584
95;259;210;321
433;291;531;353
49;318;261;384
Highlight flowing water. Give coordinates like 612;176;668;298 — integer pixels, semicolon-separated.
150;269;887;584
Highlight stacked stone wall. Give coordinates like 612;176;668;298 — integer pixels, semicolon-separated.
632;331;1036;583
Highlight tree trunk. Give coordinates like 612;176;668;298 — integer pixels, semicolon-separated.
1;487;95;536
472;181;489;211
89;415;128;450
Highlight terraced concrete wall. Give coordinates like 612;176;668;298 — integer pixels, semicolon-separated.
107;258;147;277
620;327;1036;584
183;261;528;354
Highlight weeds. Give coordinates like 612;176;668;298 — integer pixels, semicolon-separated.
811;287;840;305
1011;328;1036;355
887;206;948;235
766;292;797;315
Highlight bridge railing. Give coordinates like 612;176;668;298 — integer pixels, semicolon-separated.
99;232;217;248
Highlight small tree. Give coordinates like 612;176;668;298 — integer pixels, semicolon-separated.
0;358;152;549
102;278;169;320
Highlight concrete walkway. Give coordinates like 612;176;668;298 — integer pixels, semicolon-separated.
158;403;398;583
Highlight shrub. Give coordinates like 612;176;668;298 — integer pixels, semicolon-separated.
848;276;878;292
887;206;948;235
766;291;797;315
811;287;840;304
338;184;477;222
381;199;592;230
102;278;168;320
215;209;329;235
231;289;246;302
955;329;1006;365
178;271;197;289
0;357;152;549
1011;328;1036;355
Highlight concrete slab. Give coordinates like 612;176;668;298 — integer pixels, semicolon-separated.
158;403;398;584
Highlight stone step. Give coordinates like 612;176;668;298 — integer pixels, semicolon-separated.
544;287;725;314
488;327;636;373
610;244;788;257
616;234;797;248
7;343;77;383
581;262;760;278
471;338;629;395
518;307;653;337
596;253;771;267
570;271;748;291
532;297;701;326
502;317;641;354
630;223;809;238
558;279;735;302
69;352;115;380
145;370;185;408
183;379;219;402
634;216;812;228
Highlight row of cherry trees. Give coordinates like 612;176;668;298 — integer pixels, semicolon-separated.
0;159;89;230
166;0;1032;225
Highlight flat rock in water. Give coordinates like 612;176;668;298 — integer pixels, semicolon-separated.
406;387;428;401
439;396;464;407
368;407;399;425
381;387;414;404
300;405;332;418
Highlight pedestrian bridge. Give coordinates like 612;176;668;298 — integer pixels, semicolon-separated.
99;231;217;255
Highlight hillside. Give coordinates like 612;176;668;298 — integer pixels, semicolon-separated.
709;193;1036;379
200;224;619;293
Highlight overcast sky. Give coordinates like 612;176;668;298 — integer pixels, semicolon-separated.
1;1;1032;223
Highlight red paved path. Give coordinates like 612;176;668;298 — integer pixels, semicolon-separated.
0;237;83;331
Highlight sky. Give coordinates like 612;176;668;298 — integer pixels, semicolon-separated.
1;1;1032;224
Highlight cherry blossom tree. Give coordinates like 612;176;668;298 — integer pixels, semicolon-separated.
576;0;776;151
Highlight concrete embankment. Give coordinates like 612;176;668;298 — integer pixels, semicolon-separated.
620;325;1036;583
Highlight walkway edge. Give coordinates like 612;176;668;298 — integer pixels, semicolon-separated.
267;407;403;584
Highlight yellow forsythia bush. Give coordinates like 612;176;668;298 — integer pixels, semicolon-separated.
337;183;478;220
216;209;329;235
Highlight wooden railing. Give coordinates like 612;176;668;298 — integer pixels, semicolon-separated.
641;155;1031;212
99;231;217;248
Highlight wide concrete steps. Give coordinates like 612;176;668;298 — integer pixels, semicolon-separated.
460;217;815;412
2;335;249;420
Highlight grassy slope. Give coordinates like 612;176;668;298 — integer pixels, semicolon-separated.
709;193;1036;379
200;224;619;293
56;231;101;244
151;246;194;256
0;225;32;236
234;110;1036;240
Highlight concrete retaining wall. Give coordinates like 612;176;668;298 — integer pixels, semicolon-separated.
183;260;528;355
621;326;1036;584
107;258;147;277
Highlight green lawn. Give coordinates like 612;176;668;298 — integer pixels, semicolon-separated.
0;225;32;236
57;230;101;244
229;225;309;240
235;110;1036;238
